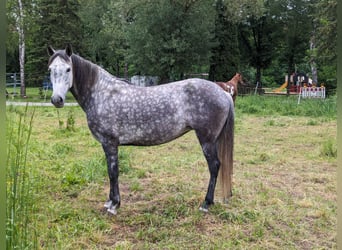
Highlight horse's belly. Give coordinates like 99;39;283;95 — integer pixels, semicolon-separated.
118;121;190;146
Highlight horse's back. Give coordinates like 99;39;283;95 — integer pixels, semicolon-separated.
137;77;233;123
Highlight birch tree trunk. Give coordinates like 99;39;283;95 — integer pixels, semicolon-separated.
17;0;26;97
310;30;318;85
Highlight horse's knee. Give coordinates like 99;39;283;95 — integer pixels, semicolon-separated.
208;158;220;176
105;154;119;180
108;165;118;180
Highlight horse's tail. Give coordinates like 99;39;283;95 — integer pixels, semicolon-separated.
217;101;234;202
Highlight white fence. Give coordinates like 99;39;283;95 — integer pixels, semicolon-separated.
6;73;20;95
130;75;158;86
298;86;326;104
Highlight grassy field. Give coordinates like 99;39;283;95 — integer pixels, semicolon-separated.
6;87;75;102
6;95;336;249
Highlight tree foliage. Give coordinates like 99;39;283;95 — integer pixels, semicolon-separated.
126;0;214;82
209;0;240;82
6;0;336;92
25;0;83;86
79;0;129;76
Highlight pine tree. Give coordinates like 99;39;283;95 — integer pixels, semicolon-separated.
209;0;240;82
26;0;83;86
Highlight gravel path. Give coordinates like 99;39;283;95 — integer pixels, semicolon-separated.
6;101;78;107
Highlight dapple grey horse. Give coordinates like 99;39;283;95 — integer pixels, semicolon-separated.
48;45;234;215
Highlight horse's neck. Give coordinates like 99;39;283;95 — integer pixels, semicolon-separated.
70;56;127;110
70;55;100;109
229;77;239;87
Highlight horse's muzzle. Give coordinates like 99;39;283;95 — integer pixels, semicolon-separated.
51;95;64;108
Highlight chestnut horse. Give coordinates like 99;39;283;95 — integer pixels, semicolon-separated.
216;73;244;104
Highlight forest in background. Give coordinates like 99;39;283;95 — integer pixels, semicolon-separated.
6;0;336;96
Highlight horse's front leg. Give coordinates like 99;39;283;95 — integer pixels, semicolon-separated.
102;140;120;215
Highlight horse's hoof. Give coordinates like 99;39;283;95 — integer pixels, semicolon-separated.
107;207;118;215
199;206;209;213
104;200;112;209
104;200;119;215
199;201;211;213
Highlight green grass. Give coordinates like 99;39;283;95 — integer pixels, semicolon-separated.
6;95;336;249
6;87;76;103
236;94;336;119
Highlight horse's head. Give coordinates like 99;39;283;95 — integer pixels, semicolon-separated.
47;44;73;108
234;73;247;86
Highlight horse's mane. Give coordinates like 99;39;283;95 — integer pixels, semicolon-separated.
72;54;132;86
71;54;99;92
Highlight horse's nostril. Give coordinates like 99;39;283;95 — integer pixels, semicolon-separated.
51;95;64;107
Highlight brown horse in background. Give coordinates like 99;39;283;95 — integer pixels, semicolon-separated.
216;73;244;104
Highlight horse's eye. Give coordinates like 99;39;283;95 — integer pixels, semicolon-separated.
66;68;71;73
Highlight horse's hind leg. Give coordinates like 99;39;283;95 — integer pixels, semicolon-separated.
102;140;121;215
197;136;220;212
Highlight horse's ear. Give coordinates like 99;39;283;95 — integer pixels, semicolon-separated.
65;44;73;57
47;46;55;56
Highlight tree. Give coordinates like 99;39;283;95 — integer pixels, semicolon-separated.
209;0;240;82
6;0;27;97
315;0;336;64
79;0;128;76
126;0;214;83
237;0;278;87
25;0;83;87
314;0;336;91
275;0;312;93
6;0;20;74
239;14;274;87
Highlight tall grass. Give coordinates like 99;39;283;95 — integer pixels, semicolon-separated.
236;95;336;118
6;105;37;249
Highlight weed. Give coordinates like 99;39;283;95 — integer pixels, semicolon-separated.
307;119;319;126
53;143;74;155
66;109;76;132
56;109;64;129
320;139;337;158
136;169;147;178
259;153;270;162
119;147;132;175
6;105;38;250
130;181;143;192
38;87;44;99
265;119;275;126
